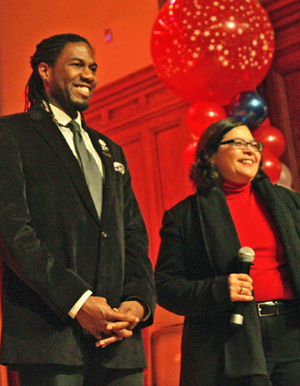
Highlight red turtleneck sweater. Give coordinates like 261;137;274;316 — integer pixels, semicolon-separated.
222;180;294;302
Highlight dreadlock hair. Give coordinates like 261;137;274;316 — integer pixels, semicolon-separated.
25;33;92;111
189;117;266;194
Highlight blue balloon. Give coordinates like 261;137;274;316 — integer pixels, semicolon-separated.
226;91;268;130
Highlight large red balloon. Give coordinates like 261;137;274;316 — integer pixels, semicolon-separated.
186;101;227;138
253;125;286;158
261;148;282;184
151;0;275;105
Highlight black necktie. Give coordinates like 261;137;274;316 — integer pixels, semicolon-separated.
67;120;102;218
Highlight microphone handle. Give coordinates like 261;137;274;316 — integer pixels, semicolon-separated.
230;302;245;326
230;261;253;326
239;262;252;275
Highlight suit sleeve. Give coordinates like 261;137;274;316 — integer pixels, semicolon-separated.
0;124;91;320
119;148;156;327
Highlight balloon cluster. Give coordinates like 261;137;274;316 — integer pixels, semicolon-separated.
183;97;292;188
253;120;292;188
150;0;292;188
183;91;267;165
226;90;292;187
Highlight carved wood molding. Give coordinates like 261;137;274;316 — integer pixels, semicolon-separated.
85;65;189;137
262;0;300;74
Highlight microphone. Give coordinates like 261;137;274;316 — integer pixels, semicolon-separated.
230;247;255;326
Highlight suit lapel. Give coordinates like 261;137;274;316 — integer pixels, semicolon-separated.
195;188;241;274
195;188;267;377
254;179;297;247
29;108;100;224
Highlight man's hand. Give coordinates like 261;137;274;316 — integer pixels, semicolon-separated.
96;300;145;348
76;296;138;345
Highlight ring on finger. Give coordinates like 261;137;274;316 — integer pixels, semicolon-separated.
240;287;244;295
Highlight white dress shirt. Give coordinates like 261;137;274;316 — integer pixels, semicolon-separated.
50;104;99;318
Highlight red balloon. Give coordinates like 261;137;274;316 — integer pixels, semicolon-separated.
257;116;271;129
183;140;198;167
186;101;227;137
151;0;275;105
261;148;282;184
253;125;286;158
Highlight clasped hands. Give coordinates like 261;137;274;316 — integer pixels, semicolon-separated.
76;296;145;348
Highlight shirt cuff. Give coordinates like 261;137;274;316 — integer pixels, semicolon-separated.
127;297;151;322
68;290;93;319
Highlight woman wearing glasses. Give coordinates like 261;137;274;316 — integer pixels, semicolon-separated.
155;117;300;386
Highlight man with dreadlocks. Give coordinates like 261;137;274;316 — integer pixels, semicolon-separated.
0;33;155;386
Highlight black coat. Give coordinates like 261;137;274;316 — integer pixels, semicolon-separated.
155;177;300;382
0;107;156;368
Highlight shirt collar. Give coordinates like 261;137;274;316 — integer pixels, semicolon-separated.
49;104;82;128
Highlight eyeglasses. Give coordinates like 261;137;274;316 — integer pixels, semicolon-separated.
219;138;263;152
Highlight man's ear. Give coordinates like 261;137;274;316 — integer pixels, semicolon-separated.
38;62;52;83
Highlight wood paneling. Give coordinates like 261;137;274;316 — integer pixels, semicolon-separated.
261;0;300;191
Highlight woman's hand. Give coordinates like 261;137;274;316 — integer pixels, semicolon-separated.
228;273;254;302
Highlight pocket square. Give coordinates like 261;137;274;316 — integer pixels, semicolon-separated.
114;162;125;174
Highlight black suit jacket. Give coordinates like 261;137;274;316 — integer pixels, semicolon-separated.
155;177;300;382
0;107;156;368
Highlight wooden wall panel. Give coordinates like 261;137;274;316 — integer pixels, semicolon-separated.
261;0;300;191
154;123;193;212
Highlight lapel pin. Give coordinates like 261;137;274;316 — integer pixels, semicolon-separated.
99;139;111;155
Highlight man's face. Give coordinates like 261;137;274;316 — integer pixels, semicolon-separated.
40;41;98;118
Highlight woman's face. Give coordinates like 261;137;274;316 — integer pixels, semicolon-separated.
212;125;261;184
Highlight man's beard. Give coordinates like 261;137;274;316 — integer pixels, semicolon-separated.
71;99;89;112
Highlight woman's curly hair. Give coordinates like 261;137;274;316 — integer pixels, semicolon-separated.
189;117;266;194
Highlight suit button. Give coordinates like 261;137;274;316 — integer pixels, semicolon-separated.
102;232;108;238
